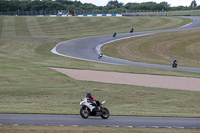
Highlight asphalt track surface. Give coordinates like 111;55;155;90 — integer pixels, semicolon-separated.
1;17;200;129
53;16;200;72
1;114;200;129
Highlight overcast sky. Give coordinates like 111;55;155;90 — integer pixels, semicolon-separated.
77;0;199;7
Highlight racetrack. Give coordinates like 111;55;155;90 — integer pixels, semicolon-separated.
1;114;200;129
1;16;200;129
47;17;200;128
53;16;200;72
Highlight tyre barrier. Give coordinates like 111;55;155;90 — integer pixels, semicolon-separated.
36;14;122;17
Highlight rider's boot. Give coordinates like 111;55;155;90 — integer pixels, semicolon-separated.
94;107;99;112
100;106;103;111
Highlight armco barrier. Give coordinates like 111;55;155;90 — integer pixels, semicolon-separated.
37;14;122;17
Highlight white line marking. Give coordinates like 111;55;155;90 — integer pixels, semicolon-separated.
179;22;193;28
173;126;185;129
152;126;159;128
163;126;172;129
127;126;133;128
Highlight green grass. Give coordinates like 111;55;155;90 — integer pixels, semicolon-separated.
1;39;200;117
15;17;31;37
133;9;200;16
167;10;200;16
102;29;200;68
1;125;200;133
0;16;192;40
0;16;200;118
0;16;3;37
1;16;16;37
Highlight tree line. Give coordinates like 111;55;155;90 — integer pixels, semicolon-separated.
0;0;199;13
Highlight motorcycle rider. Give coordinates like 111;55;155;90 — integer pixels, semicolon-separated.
113;32;116;37
86;93;101;111
173;59;178;67
99;52;103;58
130;28;134;33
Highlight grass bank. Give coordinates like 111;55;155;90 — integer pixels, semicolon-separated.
0;39;200;117
102;29;200;68
0;16;192;40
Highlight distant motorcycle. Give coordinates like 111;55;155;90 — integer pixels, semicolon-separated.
80;97;109;119
113;32;117;37
98;53;103;59
130;28;134;33
172;62;177;68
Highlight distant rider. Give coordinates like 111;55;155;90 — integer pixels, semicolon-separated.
113;32;116;37
99;52;103;57
98;52;103;59
172;59;178;68
130;28;134;33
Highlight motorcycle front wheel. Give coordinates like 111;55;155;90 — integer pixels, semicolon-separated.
101;108;109;119
80;107;90;119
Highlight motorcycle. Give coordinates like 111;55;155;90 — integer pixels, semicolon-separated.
113;32;116;37
172;62;177;68
130;28;134;33
98;53;103;59
80;97;109;119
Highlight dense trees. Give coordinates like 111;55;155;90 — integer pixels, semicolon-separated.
0;0;199;13
106;0;124;8
124;2;170;11
190;0;197;7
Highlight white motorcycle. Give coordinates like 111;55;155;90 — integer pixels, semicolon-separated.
80;97;109;119
98;53;103;59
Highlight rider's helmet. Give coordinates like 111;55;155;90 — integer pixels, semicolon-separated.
86;93;92;98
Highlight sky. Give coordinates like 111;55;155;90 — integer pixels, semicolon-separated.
77;0;200;7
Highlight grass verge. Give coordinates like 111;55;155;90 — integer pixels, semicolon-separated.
0;125;200;133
